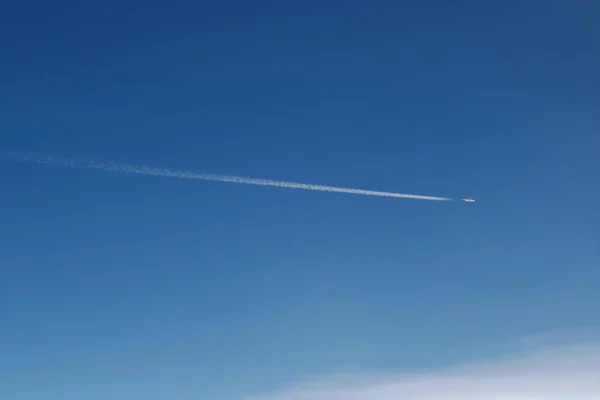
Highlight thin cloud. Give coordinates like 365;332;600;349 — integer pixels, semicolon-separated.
243;342;600;400
0;148;452;201
517;325;600;349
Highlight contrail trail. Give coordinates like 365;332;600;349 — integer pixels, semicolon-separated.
0;148;452;201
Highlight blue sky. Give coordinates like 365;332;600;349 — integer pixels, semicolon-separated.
1;1;599;399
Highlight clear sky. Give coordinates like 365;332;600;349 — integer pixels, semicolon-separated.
1;1;599;399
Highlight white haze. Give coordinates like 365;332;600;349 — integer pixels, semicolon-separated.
0;148;451;201
243;342;600;400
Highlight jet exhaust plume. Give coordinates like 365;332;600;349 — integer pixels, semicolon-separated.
0;148;452;201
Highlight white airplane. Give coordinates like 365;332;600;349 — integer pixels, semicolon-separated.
462;197;476;202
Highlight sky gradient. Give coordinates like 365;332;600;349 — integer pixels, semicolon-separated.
1;1;599;399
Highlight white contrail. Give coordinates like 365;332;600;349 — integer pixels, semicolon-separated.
0;148;452;201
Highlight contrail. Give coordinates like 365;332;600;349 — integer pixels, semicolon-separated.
0;148;452;201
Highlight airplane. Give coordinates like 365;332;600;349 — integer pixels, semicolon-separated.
462;197;476;202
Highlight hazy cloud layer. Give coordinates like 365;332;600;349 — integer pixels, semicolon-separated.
244;342;600;400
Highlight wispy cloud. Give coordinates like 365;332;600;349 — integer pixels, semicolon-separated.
517;325;600;350
0;147;451;201
243;342;600;400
